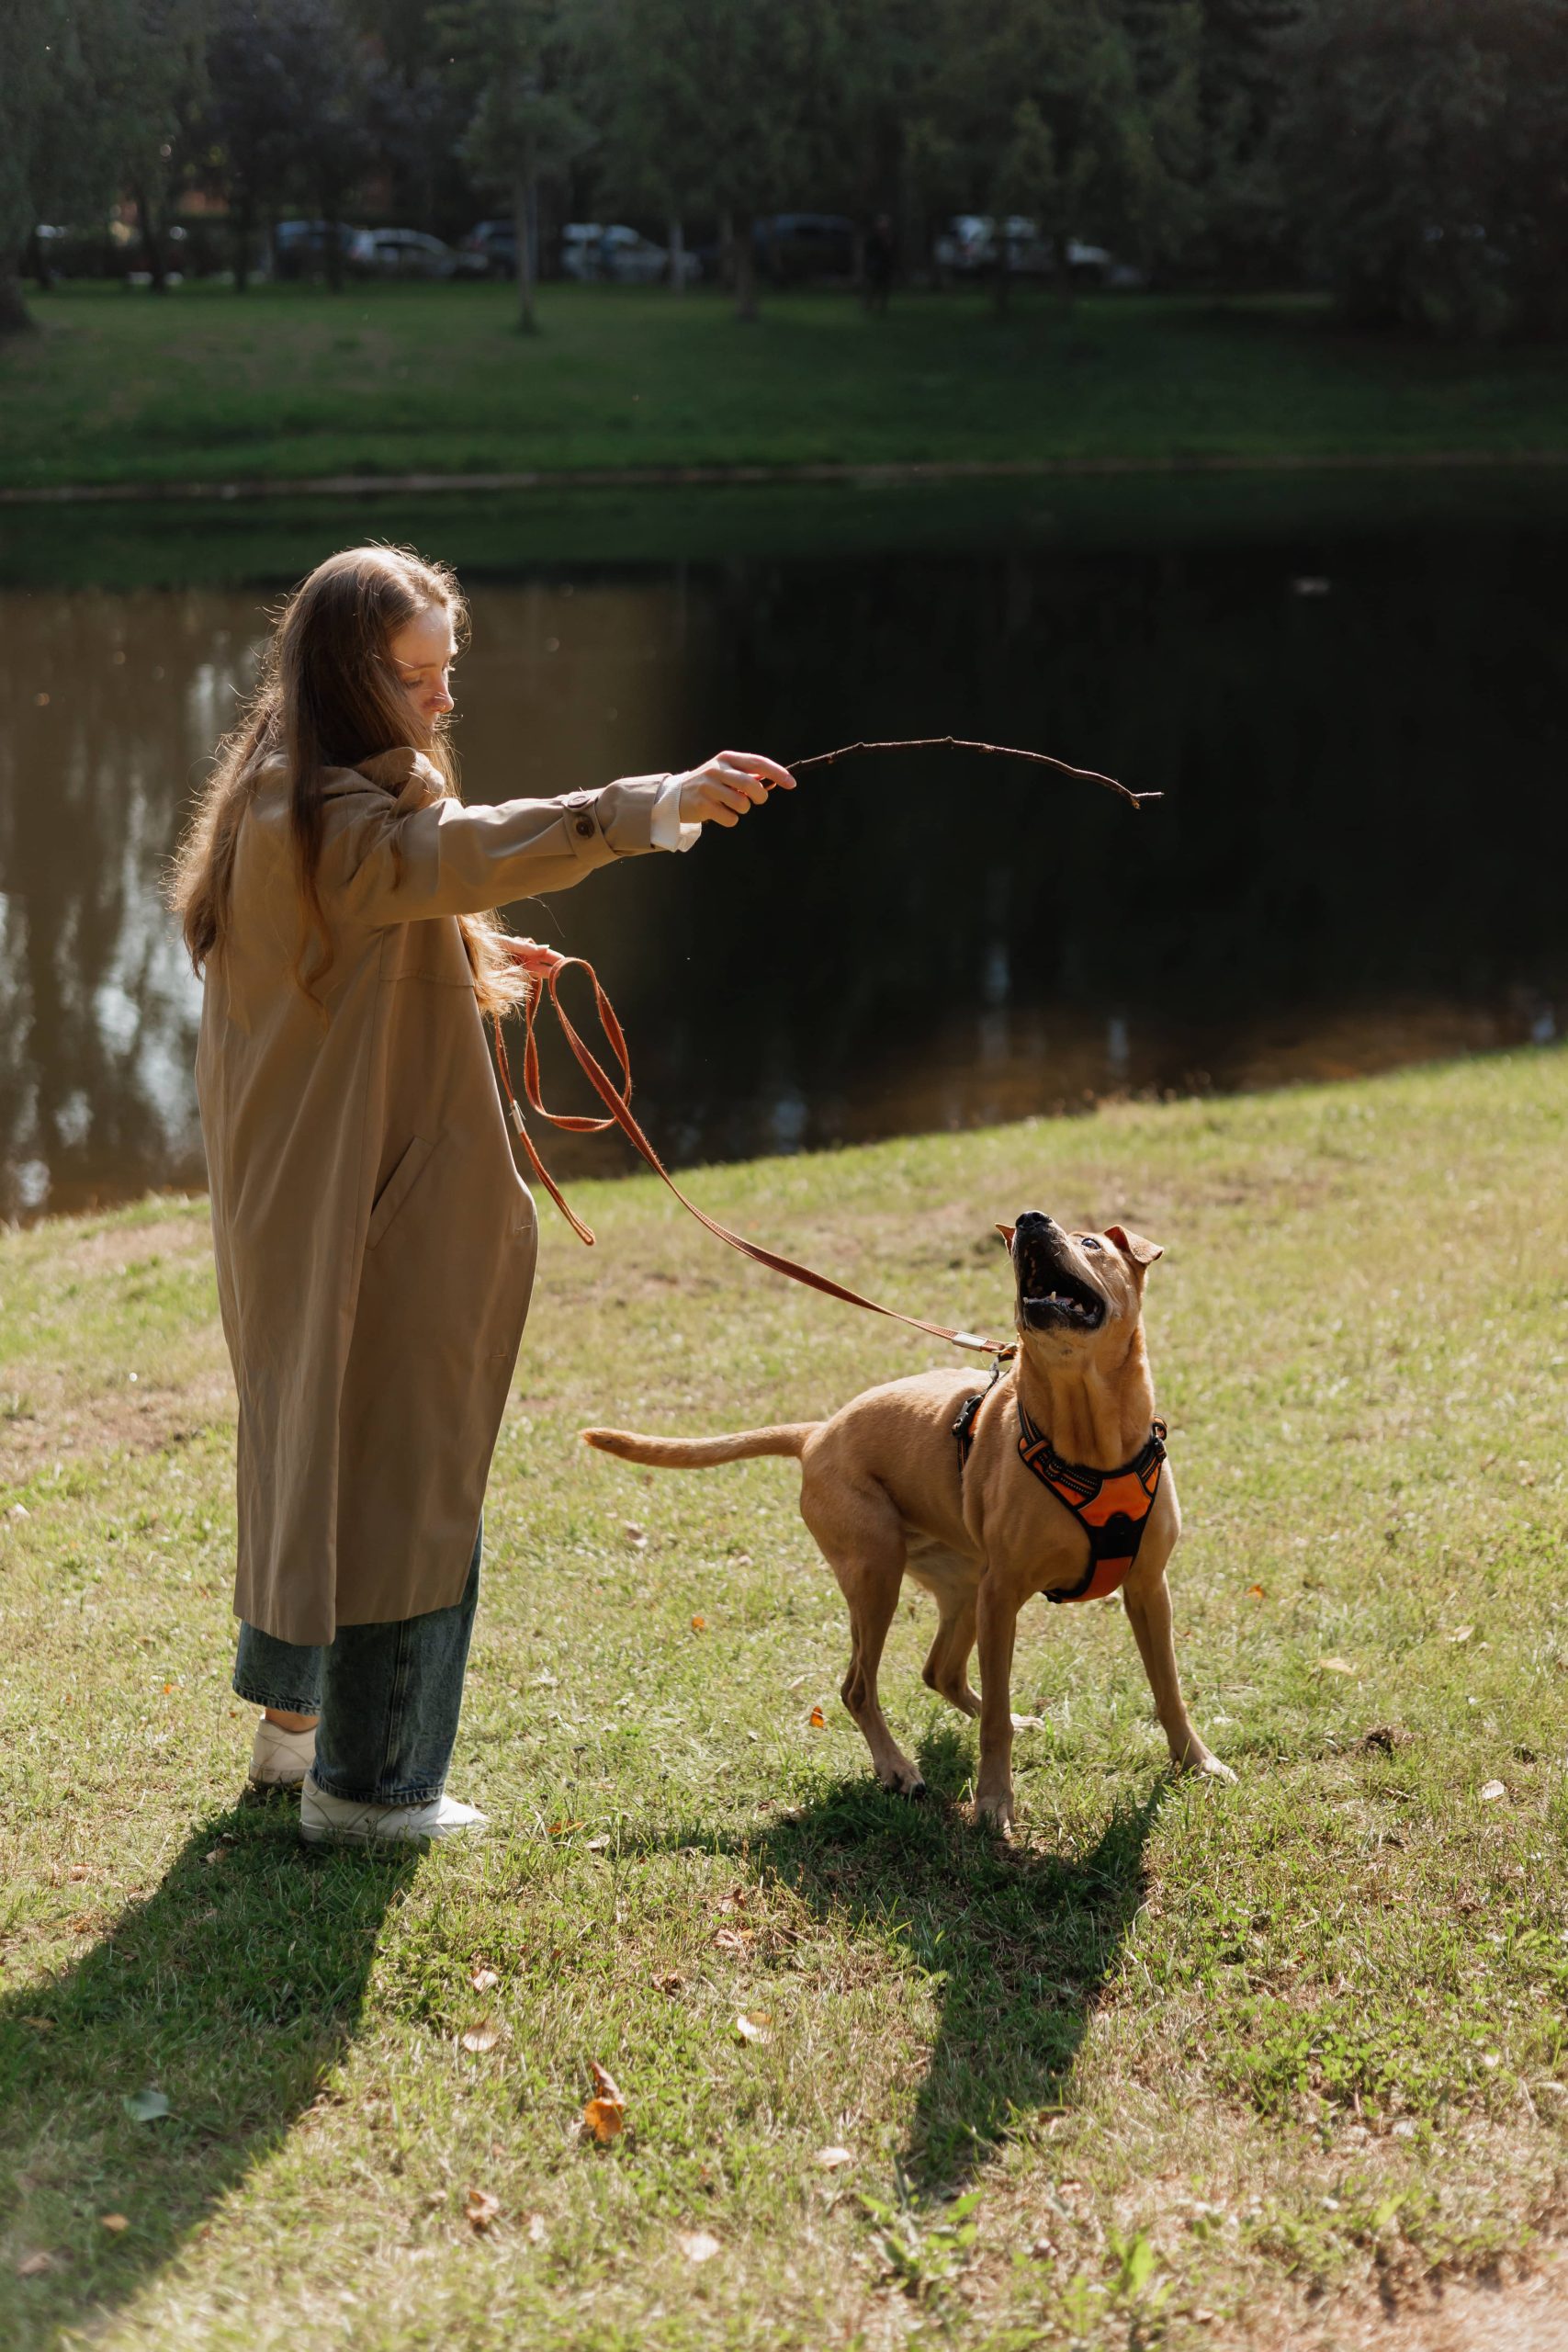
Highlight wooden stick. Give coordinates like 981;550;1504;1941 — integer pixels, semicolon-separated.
787;734;1155;810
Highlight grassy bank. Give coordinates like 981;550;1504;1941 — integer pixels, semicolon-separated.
4;284;1568;494
4;1049;1568;2349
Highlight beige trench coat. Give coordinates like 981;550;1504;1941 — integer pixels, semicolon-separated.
197;747;665;1645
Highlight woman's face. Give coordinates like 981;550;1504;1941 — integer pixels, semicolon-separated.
386;603;457;743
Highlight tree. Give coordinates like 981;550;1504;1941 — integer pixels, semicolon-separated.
447;0;593;333
204;0;307;288
1271;0;1568;336
86;0;211;293
1;1;85;332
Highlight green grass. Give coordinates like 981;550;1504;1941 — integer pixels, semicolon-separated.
4;1048;1568;2347
4;281;1568;493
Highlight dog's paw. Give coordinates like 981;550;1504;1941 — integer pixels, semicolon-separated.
972;1792;1015;1836
1176;1747;1236;1784
879;1766;927;1800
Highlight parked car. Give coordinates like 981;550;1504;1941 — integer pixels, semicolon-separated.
455;220;517;278
754;212;857;285
933;214;1123;285
560;222;700;286
273;219;377;280
365;228;457;281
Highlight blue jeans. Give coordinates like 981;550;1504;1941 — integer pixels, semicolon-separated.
232;1515;482;1806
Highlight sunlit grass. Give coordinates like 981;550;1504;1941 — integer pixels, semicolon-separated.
2;1048;1567;2346
3;282;1567;494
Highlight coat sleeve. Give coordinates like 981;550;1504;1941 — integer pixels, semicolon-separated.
326;775;667;926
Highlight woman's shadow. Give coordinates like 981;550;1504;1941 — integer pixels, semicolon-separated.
0;1794;414;2345
688;1722;1167;2194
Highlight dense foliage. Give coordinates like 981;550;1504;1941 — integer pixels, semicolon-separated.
6;0;1567;338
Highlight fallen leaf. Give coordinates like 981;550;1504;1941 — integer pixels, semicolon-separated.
22;2016;54;2032
547;1820;584;1838
203;1848;227;1866
524;2210;547;2245
67;1915;96;1935
1246;1583;1265;1600
787;1673;808;1691
460;2022;502;2054
1010;1713;1046;1731
1445;1625;1474;1644
713;1926;754;1951
815;2146;854;2170
1316;1657;1355;1675
585;1834;611;1852
471;1967;500;1993
15;2251;52;2278
735;2013;772;2044
691;1615;706;1633
67;1863;88;1882
1480;1780;1507;1803
464;2187;501;2232
677;2230;721;2263
8;1502;30;1521
123;2088;170;2123
1357;1724;1412;1754
582;2059;626;2143
807;1706;827;1730
654;1972;685;1995
99;2214;129;2233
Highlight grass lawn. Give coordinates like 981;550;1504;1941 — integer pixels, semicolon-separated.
4;1048;1568;2348
4;282;1568;493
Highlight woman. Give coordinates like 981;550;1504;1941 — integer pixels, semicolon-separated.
169;544;792;1847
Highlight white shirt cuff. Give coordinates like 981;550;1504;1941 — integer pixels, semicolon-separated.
649;772;702;854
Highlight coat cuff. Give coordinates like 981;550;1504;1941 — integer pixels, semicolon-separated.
563;774;668;862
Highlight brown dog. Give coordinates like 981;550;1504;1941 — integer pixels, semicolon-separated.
583;1210;1233;1827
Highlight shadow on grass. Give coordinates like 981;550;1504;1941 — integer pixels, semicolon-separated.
0;1793;414;2346
655;1724;1166;2195
766;1727;1165;2188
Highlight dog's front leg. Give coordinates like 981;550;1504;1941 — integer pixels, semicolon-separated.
1121;1558;1235;1781
974;1571;1021;1829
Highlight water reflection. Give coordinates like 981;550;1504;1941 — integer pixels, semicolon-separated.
1;516;1565;1222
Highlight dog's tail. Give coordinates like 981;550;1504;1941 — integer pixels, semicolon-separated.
581;1421;818;1469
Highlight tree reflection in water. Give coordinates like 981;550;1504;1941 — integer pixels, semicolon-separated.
2;520;1564;1223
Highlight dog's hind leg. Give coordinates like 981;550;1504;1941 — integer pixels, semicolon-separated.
801;1480;924;1797
920;1583;981;1719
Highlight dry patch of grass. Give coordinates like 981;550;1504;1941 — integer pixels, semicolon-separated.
2;1053;1567;2349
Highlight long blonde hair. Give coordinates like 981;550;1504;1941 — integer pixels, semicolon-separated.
167;543;530;1020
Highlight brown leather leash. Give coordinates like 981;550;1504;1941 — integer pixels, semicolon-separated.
491;936;1018;1359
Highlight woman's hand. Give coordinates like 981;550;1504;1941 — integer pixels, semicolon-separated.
677;750;795;830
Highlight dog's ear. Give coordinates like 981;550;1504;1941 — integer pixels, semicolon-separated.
1105;1224;1163;1269
995;1222;1016;1250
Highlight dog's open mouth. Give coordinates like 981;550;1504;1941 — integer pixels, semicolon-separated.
1014;1229;1108;1334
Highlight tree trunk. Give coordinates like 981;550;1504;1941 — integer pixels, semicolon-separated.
513;168;537;334
992;238;1010;318
0;260;33;335
323;193;344;294
667;215;684;296
732;208;758;323
134;183;169;293
233;189;254;293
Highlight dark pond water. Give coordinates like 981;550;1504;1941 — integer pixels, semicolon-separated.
3;494;1567;1222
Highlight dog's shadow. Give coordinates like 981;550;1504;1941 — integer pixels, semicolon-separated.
0;1796;415;2345
685;1724;1165;2194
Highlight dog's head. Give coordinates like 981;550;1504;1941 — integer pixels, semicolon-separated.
998;1210;1162;1364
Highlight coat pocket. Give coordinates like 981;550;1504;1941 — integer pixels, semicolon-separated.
367;1134;437;1249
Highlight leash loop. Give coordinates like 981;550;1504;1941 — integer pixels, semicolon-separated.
491;936;1017;1357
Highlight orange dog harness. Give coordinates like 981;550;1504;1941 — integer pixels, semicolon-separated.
953;1380;1168;1604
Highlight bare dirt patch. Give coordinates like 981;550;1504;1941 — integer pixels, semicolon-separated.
51;1214;209;1277
1;1363;234;1478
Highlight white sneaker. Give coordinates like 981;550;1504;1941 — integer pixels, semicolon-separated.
249;1717;318;1787
298;1772;489;1847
